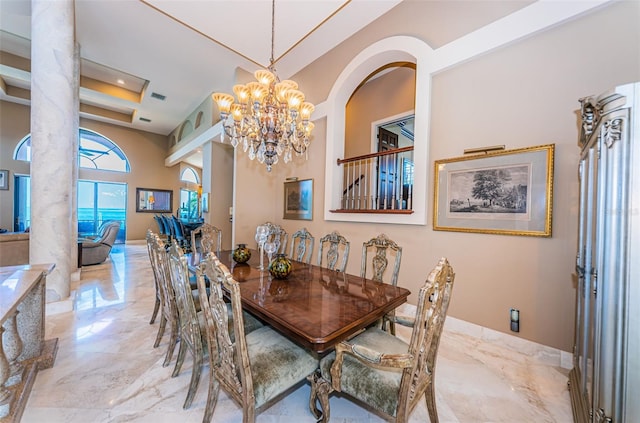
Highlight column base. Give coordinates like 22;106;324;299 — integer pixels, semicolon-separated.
0;338;58;423
45;291;76;316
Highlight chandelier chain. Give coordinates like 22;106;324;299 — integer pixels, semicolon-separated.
270;0;275;67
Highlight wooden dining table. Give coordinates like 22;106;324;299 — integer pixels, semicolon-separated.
190;249;410;356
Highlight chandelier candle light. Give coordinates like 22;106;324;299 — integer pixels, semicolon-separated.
212;0;314;172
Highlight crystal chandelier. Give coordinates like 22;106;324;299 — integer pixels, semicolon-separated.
212;0;314;172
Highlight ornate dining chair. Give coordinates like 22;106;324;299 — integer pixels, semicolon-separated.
317;231;350;272
146;230;161;325
263;222;288;254
191;223;222;255
167;241;207;409
288;227;314;263
309;257;455;423
196;253;318;423
147;231;180;367
361;233;403;334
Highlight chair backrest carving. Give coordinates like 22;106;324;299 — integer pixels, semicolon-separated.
288;228;314;263
146;229;161;308
262;222;288;254
399;257;455;419
317;231;350;272
147;230;181;365
360;233;402;286
167;242;202;355
191;223;222;255
150;233;177;323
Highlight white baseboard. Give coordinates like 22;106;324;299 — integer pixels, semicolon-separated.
396;303;573;370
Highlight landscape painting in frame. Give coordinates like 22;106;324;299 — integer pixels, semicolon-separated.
433;144;554;237
283;179;313;220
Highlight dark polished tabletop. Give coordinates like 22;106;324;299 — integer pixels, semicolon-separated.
191;249;410;355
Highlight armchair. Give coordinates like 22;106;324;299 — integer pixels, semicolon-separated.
309;257;455;423
79;221;121;265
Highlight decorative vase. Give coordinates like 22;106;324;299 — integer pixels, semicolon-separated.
268;254;292;279
232;244;251;264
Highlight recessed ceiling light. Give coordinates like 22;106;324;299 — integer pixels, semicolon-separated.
117;79;125;85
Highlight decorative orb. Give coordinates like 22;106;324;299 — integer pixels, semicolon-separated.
268;254;292;279
232;244;251;263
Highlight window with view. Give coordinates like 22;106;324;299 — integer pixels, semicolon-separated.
13;128;130;240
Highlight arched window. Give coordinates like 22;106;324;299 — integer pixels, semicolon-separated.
14;128;131;172
180;167;199;183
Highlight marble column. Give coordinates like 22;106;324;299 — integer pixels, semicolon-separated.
29;0;79;302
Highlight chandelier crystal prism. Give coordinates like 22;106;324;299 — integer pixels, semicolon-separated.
212;0;314;172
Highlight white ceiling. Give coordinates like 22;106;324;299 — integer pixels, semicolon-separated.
0;0;402;138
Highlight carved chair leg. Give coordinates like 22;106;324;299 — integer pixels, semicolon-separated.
163;322;179;367
154;315;167;348
308;371;332;423
203;367;220;423
425;383;439;423
150;295;160;324
183;351;202;409
172;339;187;377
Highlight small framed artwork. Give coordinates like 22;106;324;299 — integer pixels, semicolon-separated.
0;170;8;190
284;178;313;220
433;144;554;237
136;187;173;213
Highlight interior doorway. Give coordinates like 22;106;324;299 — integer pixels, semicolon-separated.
377;127;399;209
210;142;234;250
375;115;414;209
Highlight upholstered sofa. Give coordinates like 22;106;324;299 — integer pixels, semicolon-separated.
78;221;121;266
0;232;30;266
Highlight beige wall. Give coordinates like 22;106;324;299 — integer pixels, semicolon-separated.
0;101;182;240
231;1;640;351
346;66;416;157
0;102;31;230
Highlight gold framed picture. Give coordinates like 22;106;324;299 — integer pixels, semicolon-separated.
433;144;554;237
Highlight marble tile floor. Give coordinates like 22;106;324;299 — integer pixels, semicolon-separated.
22;243;573;423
